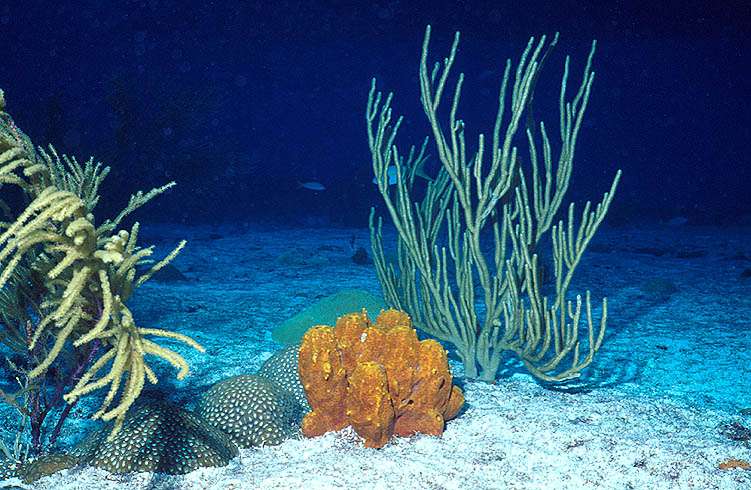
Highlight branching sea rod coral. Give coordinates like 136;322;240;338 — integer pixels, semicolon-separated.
0;89;203;447
368;26;621;382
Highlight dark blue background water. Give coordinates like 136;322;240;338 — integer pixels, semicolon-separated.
1;1;748;226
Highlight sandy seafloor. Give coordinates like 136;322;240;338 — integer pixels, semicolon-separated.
1;222;750;489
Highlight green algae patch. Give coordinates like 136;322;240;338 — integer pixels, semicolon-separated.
272;290;386;345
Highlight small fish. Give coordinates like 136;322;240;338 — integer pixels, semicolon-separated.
666;216;688;227
372;160;432;186
373;166;399;185
299;181;326;191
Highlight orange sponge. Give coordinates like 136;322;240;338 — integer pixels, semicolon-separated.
346;362;395;448
298;326;348;437
298;309;464;448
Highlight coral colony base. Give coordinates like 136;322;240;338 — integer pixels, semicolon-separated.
0;25;750;490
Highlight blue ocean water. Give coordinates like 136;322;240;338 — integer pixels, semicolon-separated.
0;2;749;488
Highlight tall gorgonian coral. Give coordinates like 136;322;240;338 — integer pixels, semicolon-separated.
368;27;621;382
0;89;203;452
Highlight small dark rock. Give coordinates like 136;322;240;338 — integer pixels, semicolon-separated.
674;249;707;259
351;246;371;265
151;263;190;283
719;421;751;442
633;247;668;257
740;268;751;280
316;245;342;252
639;278;679;301
185;304;205;314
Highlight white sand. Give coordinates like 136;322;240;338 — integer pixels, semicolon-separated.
17;378;748;489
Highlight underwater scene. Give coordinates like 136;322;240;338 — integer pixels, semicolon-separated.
0;2;749;489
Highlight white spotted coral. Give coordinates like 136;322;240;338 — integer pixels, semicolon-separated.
196;375;303;448
258;343;310;412
73;401;238;475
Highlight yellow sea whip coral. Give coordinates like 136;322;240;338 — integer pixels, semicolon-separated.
0;95;203;440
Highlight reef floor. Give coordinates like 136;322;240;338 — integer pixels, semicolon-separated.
2;222;750;489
